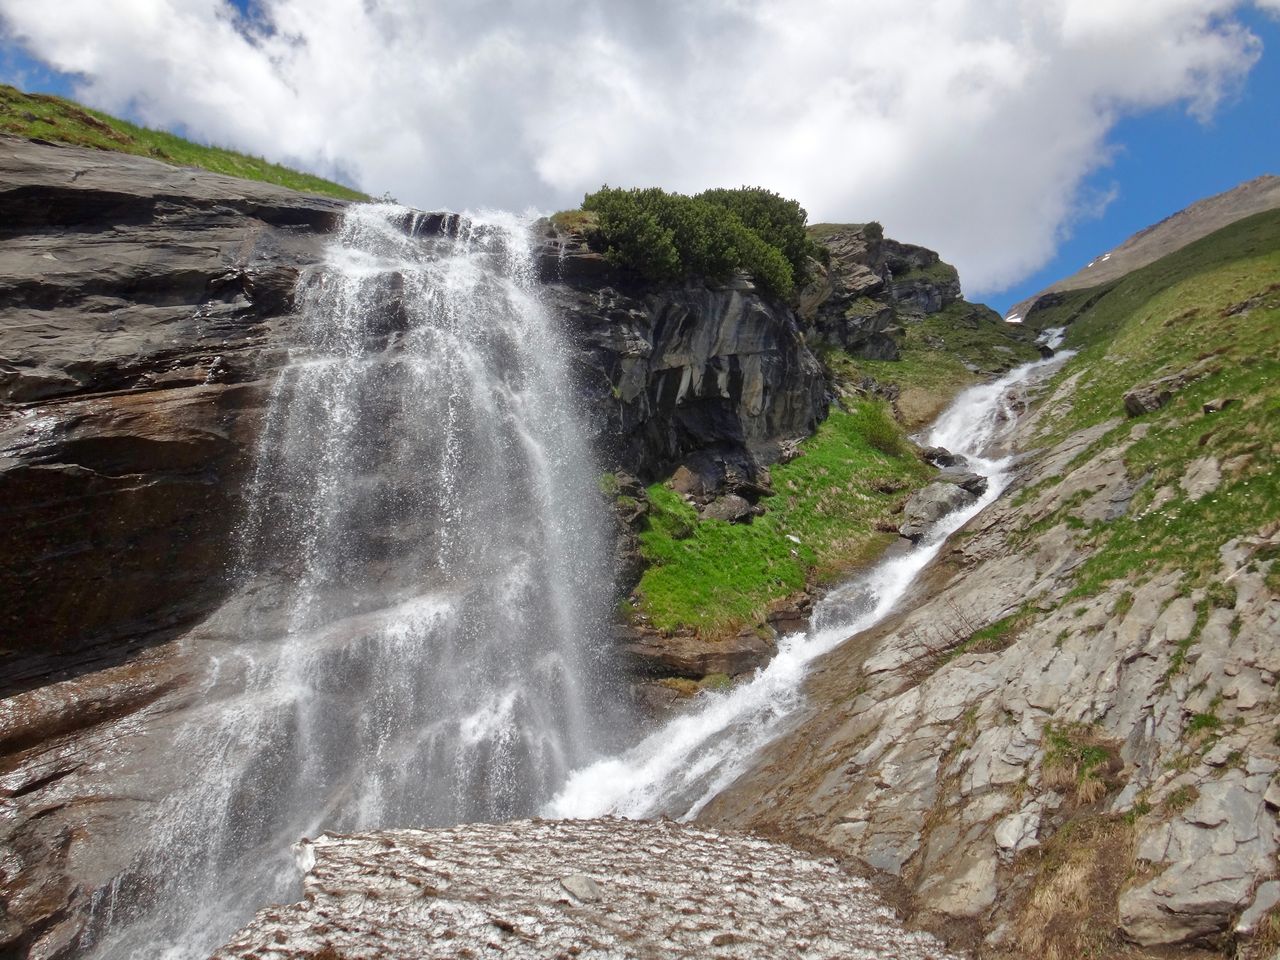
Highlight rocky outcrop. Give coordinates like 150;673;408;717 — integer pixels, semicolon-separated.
616;625;777;679
799;224;964;358
213;819;962;959
0;135;345;692
541;226;828;487
898;481;978;540
700;366;1280;956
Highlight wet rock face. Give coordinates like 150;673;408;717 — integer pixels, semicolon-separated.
541;238;828;481
213;819;963;960
615;624;777;679
0;136;345;690
898;481;977;540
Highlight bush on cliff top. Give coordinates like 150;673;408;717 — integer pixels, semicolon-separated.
559;185;823;299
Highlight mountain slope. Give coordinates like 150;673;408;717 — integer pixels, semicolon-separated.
701;207;1280;958
0;83;367;201
1008;174;1280;323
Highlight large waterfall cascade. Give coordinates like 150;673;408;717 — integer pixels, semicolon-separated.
549;342;1074;821
88;206;618;958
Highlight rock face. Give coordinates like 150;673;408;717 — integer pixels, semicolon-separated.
0;140;835;956
798;224;965;359
898;481;978;540
213;819;963;960
0;134;345;692
700;366;1280;955
541;227;827;486
616;625;777;679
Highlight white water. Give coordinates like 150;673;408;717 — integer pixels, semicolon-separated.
87;206;617;958
548;348;1073;821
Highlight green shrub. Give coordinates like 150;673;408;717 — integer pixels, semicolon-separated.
696;186;826;281
575;185;809;299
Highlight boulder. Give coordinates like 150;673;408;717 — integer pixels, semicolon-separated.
940;470;989;496
1203;396;1237;414
1123;384;1173;417
898;482;978;540
765;594;814;636
920;445;967;468
700;494;758;523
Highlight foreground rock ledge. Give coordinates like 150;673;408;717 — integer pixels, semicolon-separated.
214;818;959;959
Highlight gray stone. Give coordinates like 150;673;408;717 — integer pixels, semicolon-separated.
558;874;604;902
700;494;757;523
1180;456;1222;501
941;470;989;496
898;482;978;540
1237;880;1280;937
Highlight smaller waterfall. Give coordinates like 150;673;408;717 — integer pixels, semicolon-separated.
548;350;1072;821
87;206;618;959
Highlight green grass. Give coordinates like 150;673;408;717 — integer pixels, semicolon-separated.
895;259;960;285
944;604;1037;660
822;301;1041;428
1032;209;1280;600
629;400;932;635
0;83;367;201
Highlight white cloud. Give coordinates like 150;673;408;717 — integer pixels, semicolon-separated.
0;0;1269;293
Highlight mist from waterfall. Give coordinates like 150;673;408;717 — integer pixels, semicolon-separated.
87;206;618;958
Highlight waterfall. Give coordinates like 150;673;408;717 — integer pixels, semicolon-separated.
87;205;616;958
547;350;1073;821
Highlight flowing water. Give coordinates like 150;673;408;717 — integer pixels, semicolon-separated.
88;206;616;958
548;346;1073;821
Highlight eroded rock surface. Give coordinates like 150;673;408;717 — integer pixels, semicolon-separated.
213;819;963;960
542;235;827;483
0;135;345;690
701;365;1280;954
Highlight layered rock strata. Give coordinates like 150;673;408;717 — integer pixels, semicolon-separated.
0;134;344;692
700;369;1280;955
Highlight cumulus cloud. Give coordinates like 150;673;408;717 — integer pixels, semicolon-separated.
0;0;1270;292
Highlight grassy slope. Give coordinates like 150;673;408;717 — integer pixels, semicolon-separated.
1024;208;1280;596
628;401;932;636
0;83;367;201
825;301;1042;429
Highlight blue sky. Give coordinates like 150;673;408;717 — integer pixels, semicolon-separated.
993;7;1280;314
1;1;1276;311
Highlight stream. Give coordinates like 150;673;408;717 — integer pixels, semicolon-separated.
549;330;1072;820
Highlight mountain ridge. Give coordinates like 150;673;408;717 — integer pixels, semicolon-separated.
1008;173;1280;324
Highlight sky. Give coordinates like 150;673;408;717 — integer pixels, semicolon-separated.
1;1;1277;313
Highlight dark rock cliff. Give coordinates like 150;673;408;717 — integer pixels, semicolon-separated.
0;137;827;697
539;226;827;482
0;136;345;694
